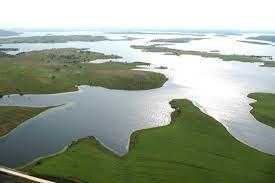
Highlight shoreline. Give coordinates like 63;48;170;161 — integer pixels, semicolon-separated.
1;91;273;169
248;92;275;128
23;99;275;183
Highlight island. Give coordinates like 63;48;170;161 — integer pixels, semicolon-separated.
131;44;275;67
23;99;275;183
247;35;275;43
0;35;109;44
150;37;207;43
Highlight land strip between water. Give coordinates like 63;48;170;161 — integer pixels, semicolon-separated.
131;44;275;67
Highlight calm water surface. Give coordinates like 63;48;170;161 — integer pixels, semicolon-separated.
0;32;275;167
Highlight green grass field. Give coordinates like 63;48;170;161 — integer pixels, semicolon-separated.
25;99;275;183
0;48;167;96
248;93;275;128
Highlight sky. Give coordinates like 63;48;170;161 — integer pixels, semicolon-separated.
1;0;275;31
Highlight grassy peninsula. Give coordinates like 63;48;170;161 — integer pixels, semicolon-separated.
248;93;275;128
0;48;167;96
131;44;275;66
25;99;275;183
0;35;108;44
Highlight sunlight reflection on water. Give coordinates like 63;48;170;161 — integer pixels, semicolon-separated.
0;32;275;167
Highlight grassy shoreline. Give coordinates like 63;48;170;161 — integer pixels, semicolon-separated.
248;93;275;128
0;48;167;149
0;106;50;137
24;99;275;183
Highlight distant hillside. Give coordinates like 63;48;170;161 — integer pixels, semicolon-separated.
0;29;20;36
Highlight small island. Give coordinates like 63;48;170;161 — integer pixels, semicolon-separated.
238;40;272;45
0;47;19;51
247;35;275;43
150;37;207;43
131;44;275;67
155;65;168;69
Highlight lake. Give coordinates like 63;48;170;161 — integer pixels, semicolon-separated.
0;31;275;167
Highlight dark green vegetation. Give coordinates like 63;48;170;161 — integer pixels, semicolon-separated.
151;37;207;43
0;106;49;137
25;99;275;183
248;93;275;128
248;36;275;43
0;35;108;44
0;48;167;96
0;48;19;51
131;45;275;66
0;30;20;36
238;40;272;45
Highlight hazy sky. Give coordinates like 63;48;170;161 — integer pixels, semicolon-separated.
1;0;275;31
